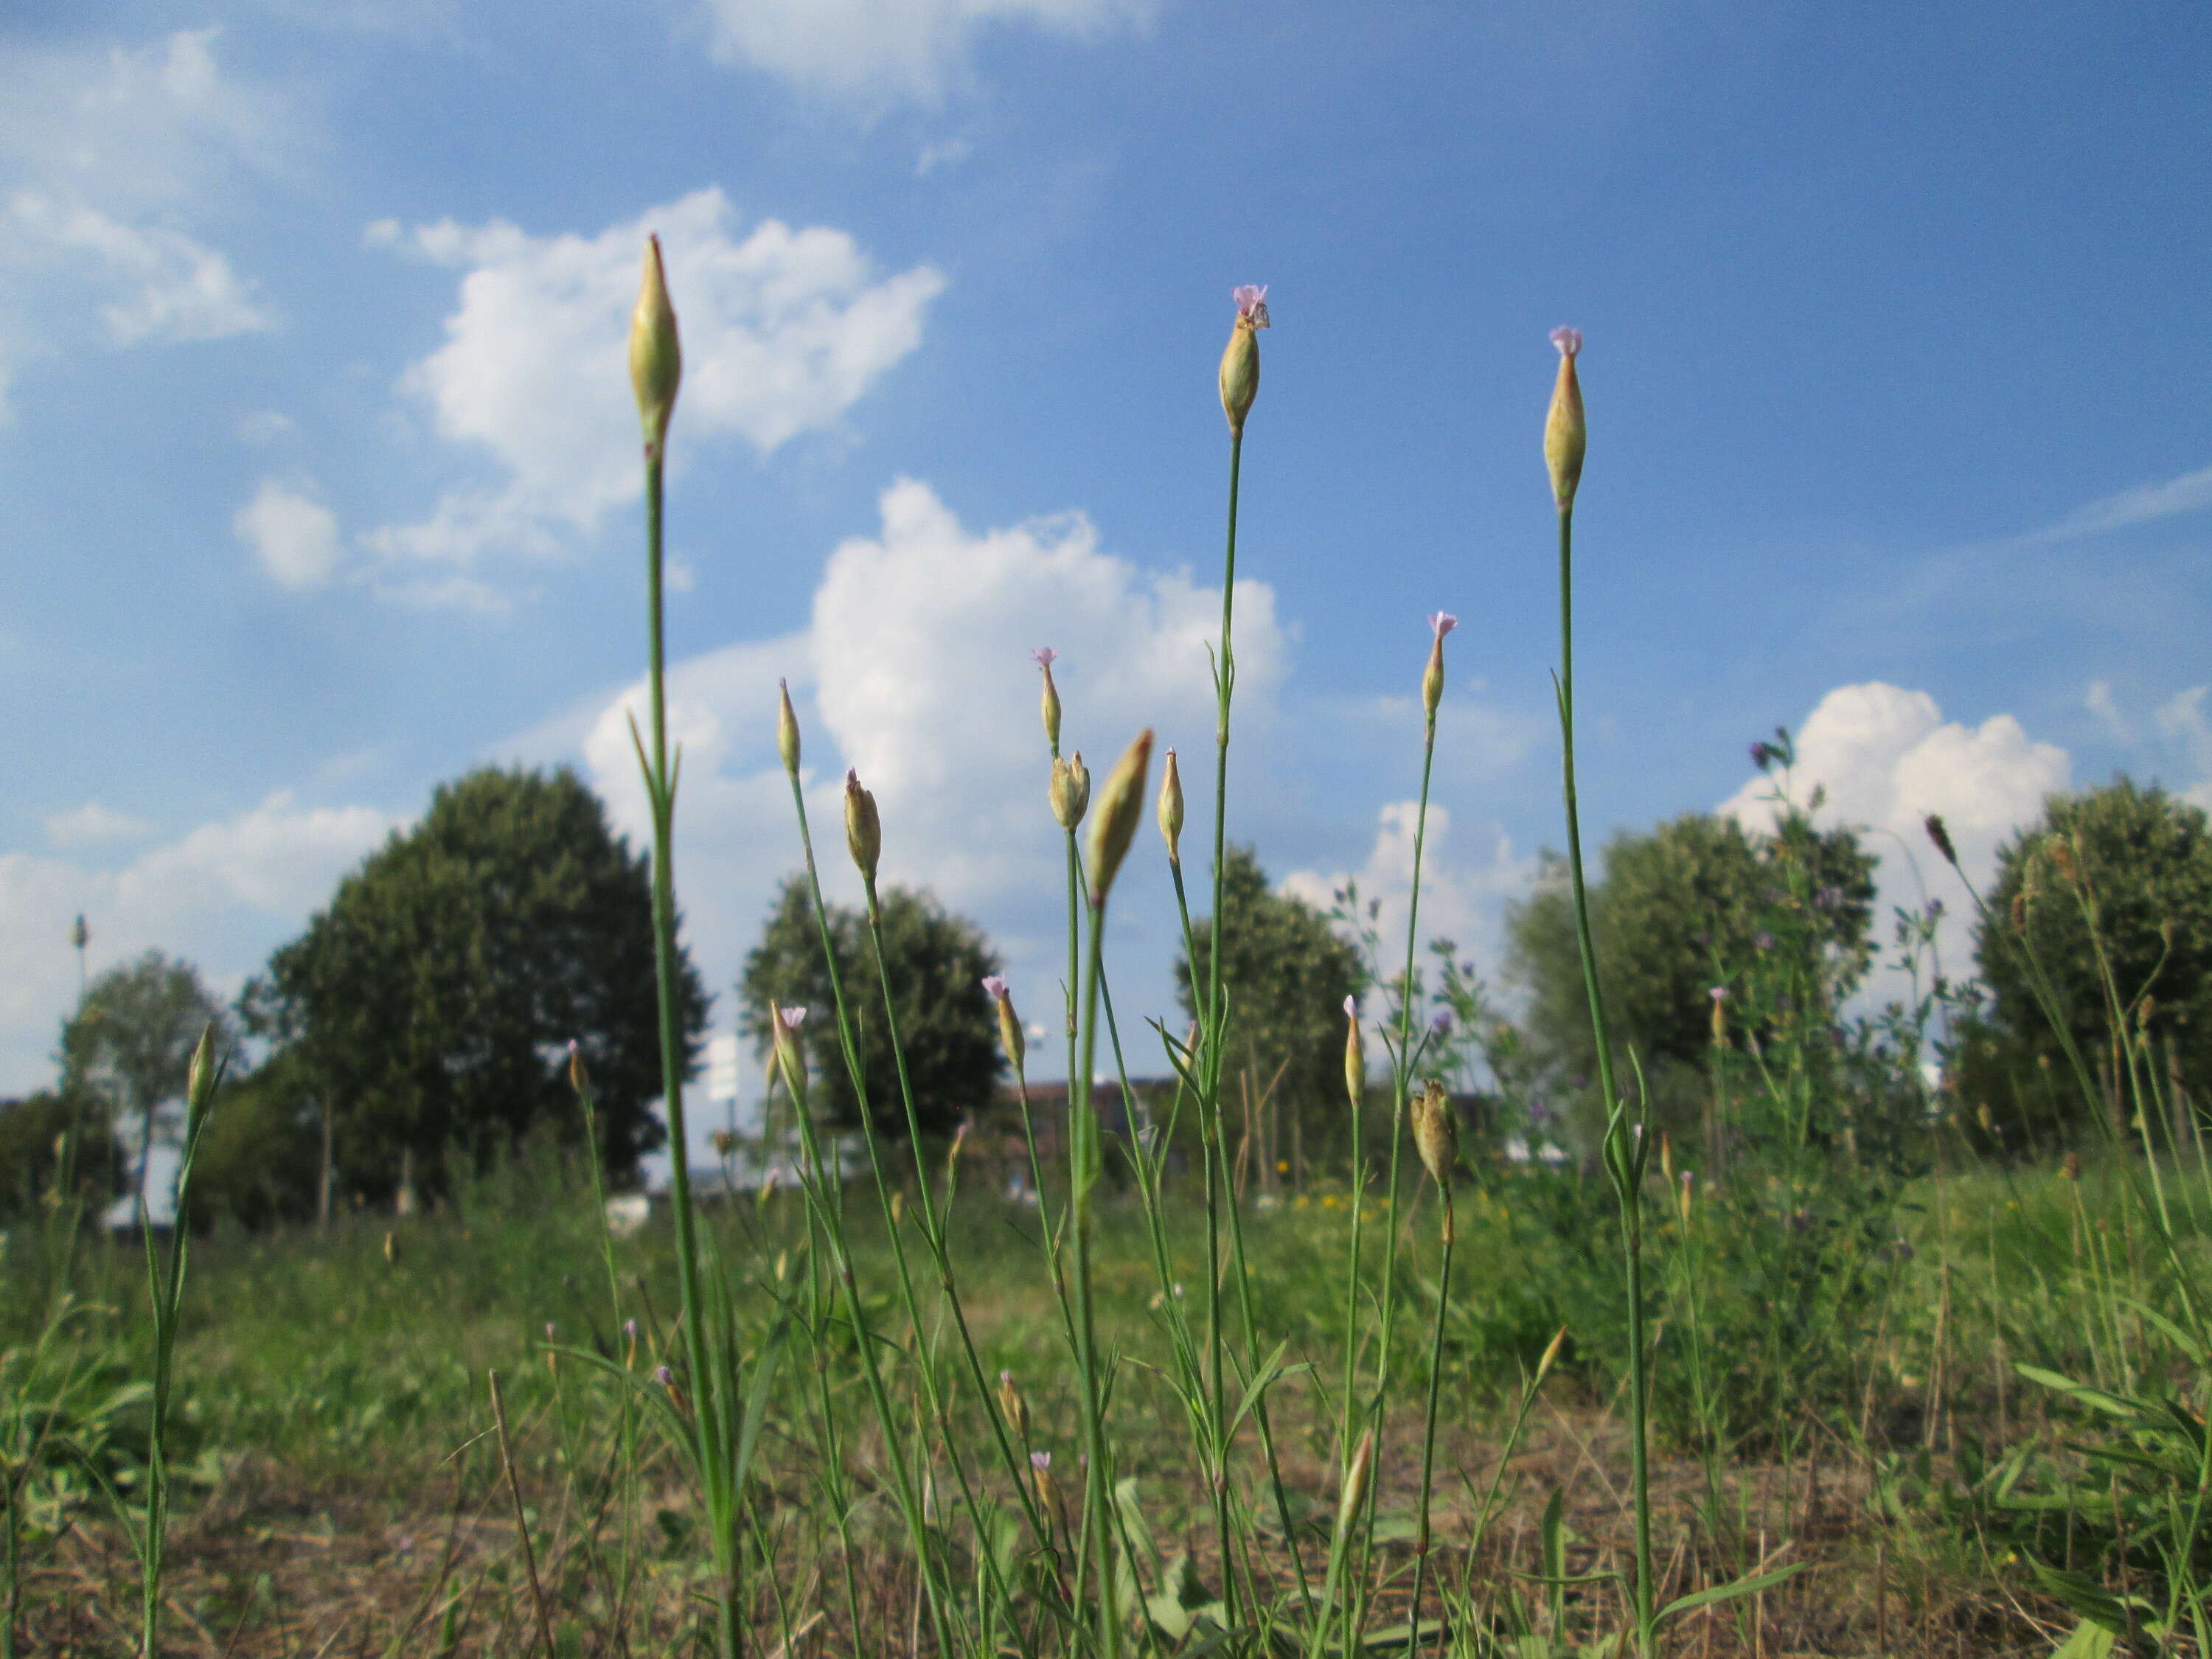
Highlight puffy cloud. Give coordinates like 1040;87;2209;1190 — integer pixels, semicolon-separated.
0;29;288;411
234;479;341;589
545;478;1286;1040
0;792;398;1092
1719;682;2070;995
698;0;1157;105
367;189;945;577
44;803;154;849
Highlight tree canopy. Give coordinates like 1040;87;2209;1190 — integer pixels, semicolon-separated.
738;875;1002;1141
0;1086;123;1223
263;766;706;1199
1973;778;2212;1133
1175;846;1364;1154
59;950;232;1211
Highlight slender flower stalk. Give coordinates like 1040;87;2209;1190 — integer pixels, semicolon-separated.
1405;1079;1459;1651
1545;325;1656;1655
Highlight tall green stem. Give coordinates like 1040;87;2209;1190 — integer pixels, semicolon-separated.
1071;894;1120;1659
1555;503;1654;1653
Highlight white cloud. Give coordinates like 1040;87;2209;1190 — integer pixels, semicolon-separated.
236;408;296;445
538;478;1285;1046
44;802;155;849
2024;461;2212;543
0;791;398;1092
234;479;341;589
0;29;289;409
1281;801;1535;992
2085;678;2132;744
698;0;1156;105
368;188;945;577
1719;682;2070;995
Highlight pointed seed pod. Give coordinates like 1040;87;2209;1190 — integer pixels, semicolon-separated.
1410;1077;1458;1188
1342;995;1365;1112
1543;327;1585;512
776;678;801;776
1158;747;1185;865
1220;285;1270;439
1085;728;1155;905
629;235;681;450
1051;752;1090;830
844;769;881;884
1924;813;1958;867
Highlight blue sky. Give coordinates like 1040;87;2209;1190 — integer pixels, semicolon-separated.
4;0;2209;1158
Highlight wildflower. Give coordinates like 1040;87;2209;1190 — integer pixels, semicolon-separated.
779;1006;807;1030
844;769;882;886
628;236;681;451
1544;327;1585;512
1423;612;1456;723
653;1364;675;1387
776;679;801;776
1033;648;1062;751
1158;748;1184;865
1431;1012;1453;1037
1750;740;1775;770
1085;728;1155;905
1343;994;1365;1111
1220;284;1270;439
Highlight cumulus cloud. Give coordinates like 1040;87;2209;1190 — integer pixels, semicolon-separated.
366;189;945;578
698;0;1157;105
2154;686;2212;811
234;479;341;589
1719;682;2070;995
0;29;288;411
0;791;398;1092
44;802;154;849
533;478;1285;1046
1281;801;1536;994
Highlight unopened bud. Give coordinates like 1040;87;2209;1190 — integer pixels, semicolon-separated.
844;769;881;884
998;1369;1031;1440
1677;1169;1694;1225
776;679;800;776
1033;648;1062;752
1658;1131;1674;1186
984;975;1026;1071
1422;613;1455;723
1085;728;1155;906
1343;995;1365;1112
1708;986;1728;1047
382;1229;399;1267
1158;748;1185;865
1051;753;1090;830
1339;1426;1376;1533
1219;285;1269;439
1410;1077;1458;1188
567;1039;590;1095
628;235;681;451
1543;327;1585;512
184;1022;218;1123
1535;1325;1568;1383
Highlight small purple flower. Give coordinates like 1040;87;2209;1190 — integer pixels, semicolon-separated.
982;975;1009;1001
566;1037;579;1058
1032;647;1057;669
1232;285;1270;327
543;1322;556;1341
622;1318;638;1340
780;1006;807;1030
999;1368;1014;1385
1924;898;1946;922
1750;741;1775;770
1029;1450;1051;1472
1431;1012;1453;1037
1427;612;1457;640
1343;994;1357;1018
1754;931;1775;951
1708;986;1728;1001
653;1364;675;1387
1550;326;1582;358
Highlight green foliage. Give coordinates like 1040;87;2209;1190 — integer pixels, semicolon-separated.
189;1048;321;1231
263;766;706;1199
59;950;232;1208
0;1087;122;1222
1508;809;1876;1141
1975;777;2212;1136
738;874;1003;1141
1175;846;1363;1150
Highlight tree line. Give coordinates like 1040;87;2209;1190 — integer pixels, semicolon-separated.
6;759;2206;1230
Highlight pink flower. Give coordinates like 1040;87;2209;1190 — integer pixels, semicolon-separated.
981;975;1009;1001
1343;994;1357;1018
1232;285;1271;327
780;1006;807;1030
1427;612;1457;640
1029;1450;1051;1472
1032;647;1057;669
1550;326;1582;358
1709;986;1728;1001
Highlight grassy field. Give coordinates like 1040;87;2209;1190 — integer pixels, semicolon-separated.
7;1136;2206;1656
